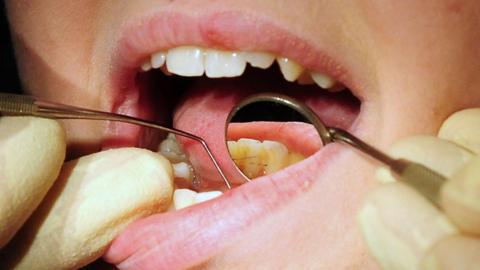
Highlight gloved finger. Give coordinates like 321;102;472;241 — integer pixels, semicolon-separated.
420;235;480;270
438;108;480;154
441;156;480;235
359;182;458;270
0;147;174;270
375;135;474;184
0;117;66;248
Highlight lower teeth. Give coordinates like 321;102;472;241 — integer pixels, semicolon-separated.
169;189;223;211
157;133;304;208
157;133;196;188
227;138;305;179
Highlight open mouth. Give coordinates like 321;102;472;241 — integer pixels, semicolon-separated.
104;11;365;269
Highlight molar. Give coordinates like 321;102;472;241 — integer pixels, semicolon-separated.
227;138;304;179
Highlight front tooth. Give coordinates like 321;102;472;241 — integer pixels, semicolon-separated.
195;191;223;203
277;57;304;82
311;71;335;89
204;49;247;78
172;189;197;210
243;52;276;69
166;46;204;76
151;51;166;69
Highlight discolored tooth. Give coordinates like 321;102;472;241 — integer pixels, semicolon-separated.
311;71;335;89
166;46;204;76
172;189;197;210
243;51;276;69
140;60;152;72
297;72;315;85
204;49;247;78
277;57;304;82
195;191;223;204
151;51;166;69
227;138;305;179
262;140;289;175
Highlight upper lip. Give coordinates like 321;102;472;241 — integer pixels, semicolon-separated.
104;7;364;269
109;9;364;109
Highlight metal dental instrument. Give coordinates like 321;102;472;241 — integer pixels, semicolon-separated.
0;93;232;189
231;93;447;206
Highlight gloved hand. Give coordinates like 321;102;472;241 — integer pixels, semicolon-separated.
359;108;480;270
0;116;175;269
0;116;66;248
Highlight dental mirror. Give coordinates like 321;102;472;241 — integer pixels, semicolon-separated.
226;93;447;206
225;93;327;181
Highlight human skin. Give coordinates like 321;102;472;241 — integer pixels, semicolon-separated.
5;1;480;269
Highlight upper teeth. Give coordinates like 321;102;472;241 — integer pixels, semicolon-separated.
140;46;337;90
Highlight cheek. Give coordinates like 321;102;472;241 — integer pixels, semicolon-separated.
6;0;101;104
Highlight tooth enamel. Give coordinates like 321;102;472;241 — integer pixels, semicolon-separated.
228;138;266;179
262;140;289;175
205;49;247;78
166;46;204;76
195;191;223;204
228;138;305;179
148;46;338;92
151;51;166;69
311;71;335;89
172;162;193;181
277;57;304;82
172;189;197;210
141;60;152;72
243;52;276;69
158;133;187;163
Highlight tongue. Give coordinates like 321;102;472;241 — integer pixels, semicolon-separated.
173;72;359;189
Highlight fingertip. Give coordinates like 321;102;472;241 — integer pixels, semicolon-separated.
420;235;480;270
438;108;480;155
441;156;480;235
359;183;457;270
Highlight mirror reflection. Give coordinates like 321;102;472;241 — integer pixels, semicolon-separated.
226;98;321;180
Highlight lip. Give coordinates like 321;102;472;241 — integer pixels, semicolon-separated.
105;144;347;269
104;8;366;269
108;9;366;116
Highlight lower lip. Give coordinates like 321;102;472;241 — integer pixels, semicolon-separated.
105;143;343;269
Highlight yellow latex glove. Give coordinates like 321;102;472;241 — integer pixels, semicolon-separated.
0;117;174;270
0;117;66;248
359;109;480;270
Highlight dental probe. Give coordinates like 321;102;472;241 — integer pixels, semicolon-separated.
0;93;232;189
235;93;447;206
